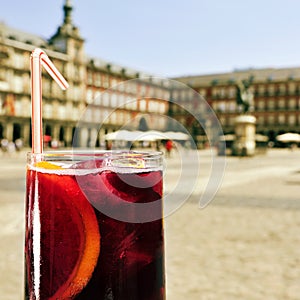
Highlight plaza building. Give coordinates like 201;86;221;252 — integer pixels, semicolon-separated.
175;68;300;143
0;0;170;148
1;1;299;149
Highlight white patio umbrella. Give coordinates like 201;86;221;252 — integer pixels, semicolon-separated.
105;130;143;141
105;130;190;141
164;131;190;140
276;133;300;143
135;130;165;141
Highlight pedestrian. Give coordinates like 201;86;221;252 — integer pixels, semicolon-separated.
1;138;9;154
15;138;23;152
165;140;173;157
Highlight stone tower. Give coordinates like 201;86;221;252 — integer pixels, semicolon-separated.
49;0;84;59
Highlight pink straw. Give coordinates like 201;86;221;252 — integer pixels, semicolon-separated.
30;48;69;153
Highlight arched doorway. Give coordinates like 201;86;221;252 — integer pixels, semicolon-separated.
72;126;79;147
13;123;21;141
45;124;52;136
138;117;149;131
0;123;3;139
59;127;65;146
44;124;52;148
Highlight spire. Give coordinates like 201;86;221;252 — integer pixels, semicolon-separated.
49;0;84;52
63;0;73;25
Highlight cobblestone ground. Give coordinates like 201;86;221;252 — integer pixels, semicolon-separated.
0;149;300;299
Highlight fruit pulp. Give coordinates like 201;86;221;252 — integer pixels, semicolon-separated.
25;160;165;300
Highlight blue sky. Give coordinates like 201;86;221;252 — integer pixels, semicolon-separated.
1;0;300;77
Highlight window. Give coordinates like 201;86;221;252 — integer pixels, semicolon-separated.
164;90;170;100
257;115;264;125
268;84;275;96
72;106;80;120
148;101;158;113
73;85;81;101
278;114;285;124
94;91;101;105
288;98;296;110
278;98;285;109
258;85;265;96
111;78;118;88
14;75;23;93
267;99;275;110
102;93;110;106
86;89;93;104
0;67;6;81
211;88;218;98
268;115;275;124
102;112;108;124
217;101;226;112
110;112;117;124
198;102;207;114
139;99;147;111
44;103;53;119
103;75;109;88
228;117;235;126
14;99;22;116
126;97;137;110
128;82;137;94
117;111;124;124
22;98;30;117
74;66;80;81
95;73;101;87
84;107;92;122
87;72;93;85
288;82;296;94
212;102;218;111
219;87;226;98
228;87;236;98
228;101;236;112
118;94;125;107
15;53;24;69
159;103;167;114
279;84;286;94
111;93;118;107
176;117;184;126
140;85;146;96
43;79;51;96
199;89;207;98
93;108;101;121
219;116;226;126
288;114;296;125
58;105;66;120
172;90;178;100
257;100;265;111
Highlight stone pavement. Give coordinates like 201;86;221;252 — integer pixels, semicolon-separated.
0;148;300;299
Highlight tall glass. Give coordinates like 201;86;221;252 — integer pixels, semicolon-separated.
25;151;165;299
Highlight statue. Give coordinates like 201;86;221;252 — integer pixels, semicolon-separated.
233;75;256;156
236;75;254;113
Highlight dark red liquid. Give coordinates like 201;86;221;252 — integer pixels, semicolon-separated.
25;164;165;300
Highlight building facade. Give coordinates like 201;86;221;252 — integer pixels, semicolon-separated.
175;67;300;143
1;1;299;149
0;0;170;148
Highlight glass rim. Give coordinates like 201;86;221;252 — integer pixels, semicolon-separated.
27;150;164;170
27;149;163;158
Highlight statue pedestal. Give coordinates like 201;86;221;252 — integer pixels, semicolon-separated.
232;115;256;156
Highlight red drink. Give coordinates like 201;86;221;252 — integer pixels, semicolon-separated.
25;152;165;300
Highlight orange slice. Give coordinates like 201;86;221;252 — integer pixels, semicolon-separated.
32;163;100;299
34;161;63;169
